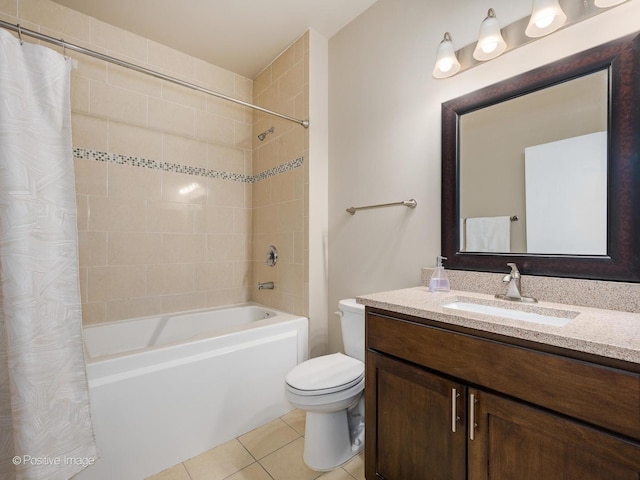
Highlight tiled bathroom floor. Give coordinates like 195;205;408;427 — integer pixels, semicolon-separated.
146;409;365;480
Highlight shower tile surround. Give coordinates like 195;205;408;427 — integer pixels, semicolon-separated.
0;0;310;325
251;34;309;316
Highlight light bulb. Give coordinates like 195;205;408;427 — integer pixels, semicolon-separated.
439;58;453;73
481;40;498;54
535;12;555;28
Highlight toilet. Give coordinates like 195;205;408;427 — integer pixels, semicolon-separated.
285;298;365;471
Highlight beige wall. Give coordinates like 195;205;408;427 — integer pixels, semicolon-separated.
328;0;640;353
307;30;330;356
0;0;311;327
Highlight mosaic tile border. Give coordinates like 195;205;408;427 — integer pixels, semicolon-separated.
72;148;304;183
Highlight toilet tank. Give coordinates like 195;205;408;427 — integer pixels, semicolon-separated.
339;298;365;362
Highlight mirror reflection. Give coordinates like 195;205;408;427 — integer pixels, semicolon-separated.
459;70;608;255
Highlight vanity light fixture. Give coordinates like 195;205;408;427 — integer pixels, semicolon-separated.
594;0;628;7
432;0;626;79
525;0;567;38
432;32;461;79
473;8;507;61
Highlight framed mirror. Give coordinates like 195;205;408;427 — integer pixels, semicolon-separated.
441;32;640;282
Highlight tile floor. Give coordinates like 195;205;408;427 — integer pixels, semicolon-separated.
146;409;365;480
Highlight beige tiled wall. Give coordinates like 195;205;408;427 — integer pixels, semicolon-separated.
2;0;262;324
251;33;310;317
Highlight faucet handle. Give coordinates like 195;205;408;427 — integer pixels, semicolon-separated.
506;262;520;277
265;245;278;266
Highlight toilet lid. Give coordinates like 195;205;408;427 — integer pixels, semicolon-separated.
286;353;364;394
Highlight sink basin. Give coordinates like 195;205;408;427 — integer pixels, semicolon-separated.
441;299;579;327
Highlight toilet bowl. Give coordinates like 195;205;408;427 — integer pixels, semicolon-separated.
284;299;365;471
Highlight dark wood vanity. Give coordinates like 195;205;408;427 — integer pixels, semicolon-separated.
365;307;640;480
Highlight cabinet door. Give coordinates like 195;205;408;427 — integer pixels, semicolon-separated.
365;351;466;480
468;388;640;480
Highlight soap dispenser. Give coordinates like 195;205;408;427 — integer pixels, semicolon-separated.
429;256;450;292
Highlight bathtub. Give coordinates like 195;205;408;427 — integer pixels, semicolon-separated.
76;304;308;480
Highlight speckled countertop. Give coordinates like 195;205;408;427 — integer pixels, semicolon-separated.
357;286;640;365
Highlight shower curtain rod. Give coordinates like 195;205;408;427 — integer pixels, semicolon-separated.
0;20;310;129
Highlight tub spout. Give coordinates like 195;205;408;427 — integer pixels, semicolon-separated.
257;281;275;290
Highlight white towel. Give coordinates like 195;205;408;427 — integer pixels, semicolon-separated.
465;216;511;252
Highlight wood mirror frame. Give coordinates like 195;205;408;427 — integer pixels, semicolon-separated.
441;32;640;282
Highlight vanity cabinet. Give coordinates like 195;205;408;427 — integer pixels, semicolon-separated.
365;308;640;480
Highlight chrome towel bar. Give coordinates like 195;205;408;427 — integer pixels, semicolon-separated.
346;199;417;215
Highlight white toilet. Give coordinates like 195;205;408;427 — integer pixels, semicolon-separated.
285;298;365;471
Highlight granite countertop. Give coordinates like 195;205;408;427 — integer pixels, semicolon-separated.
357;286;640;365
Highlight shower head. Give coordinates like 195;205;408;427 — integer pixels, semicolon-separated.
257;126;275;141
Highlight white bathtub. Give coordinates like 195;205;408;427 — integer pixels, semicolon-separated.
76;304;308;480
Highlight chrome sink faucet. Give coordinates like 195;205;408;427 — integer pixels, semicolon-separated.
495;263;537;303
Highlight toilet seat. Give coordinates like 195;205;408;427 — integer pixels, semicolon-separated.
285;353;364;396
286;376;364;410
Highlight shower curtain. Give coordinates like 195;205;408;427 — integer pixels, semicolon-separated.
0;28;97;480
